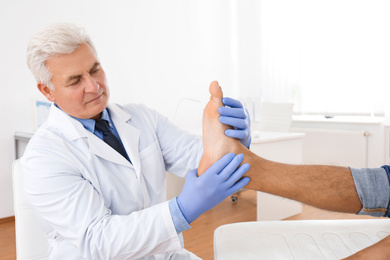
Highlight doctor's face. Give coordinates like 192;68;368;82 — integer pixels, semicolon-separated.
39;43;109;120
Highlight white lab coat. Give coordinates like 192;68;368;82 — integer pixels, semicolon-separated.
21;103;203;260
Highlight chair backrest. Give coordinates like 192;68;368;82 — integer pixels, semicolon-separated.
12;160;48;260
258;102;294;132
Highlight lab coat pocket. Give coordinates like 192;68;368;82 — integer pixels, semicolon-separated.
139;140;166;205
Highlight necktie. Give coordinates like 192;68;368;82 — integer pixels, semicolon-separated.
95;120;128;160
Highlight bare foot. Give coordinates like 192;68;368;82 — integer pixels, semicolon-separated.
197;81;261;190
198;81;244;175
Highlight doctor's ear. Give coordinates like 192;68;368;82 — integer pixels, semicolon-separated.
37;82;55;102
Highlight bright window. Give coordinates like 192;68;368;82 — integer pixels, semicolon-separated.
258;0;390;116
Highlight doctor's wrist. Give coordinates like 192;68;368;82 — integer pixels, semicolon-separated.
168;198;191;234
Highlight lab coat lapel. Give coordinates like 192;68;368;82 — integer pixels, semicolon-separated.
87;132;131;167
108;104;142;179
47;104;132;168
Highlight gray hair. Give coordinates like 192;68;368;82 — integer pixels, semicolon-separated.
26;23;97;89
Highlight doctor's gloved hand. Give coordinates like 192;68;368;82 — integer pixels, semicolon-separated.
219;97;251;148
177;153;250;224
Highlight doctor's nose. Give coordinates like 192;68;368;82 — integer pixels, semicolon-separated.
85;76;100;93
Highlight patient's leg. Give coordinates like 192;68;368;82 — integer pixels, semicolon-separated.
198;81;361;212
197;82;355;206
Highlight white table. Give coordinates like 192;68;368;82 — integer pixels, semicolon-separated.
250;131;305;221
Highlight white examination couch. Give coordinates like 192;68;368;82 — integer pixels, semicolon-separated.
214;219;390;259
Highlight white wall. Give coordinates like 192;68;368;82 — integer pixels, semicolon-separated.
0;0;265;218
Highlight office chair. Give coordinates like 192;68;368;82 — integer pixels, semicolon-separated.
12;160;48;260
214;219;390;259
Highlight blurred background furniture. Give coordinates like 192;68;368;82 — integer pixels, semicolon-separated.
12;160;48;260
257;102;294;132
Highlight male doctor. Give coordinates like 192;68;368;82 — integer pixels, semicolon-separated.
21;23;251;259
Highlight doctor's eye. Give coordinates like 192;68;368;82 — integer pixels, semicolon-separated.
90;63;101;75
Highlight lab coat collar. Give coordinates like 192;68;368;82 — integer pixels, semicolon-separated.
46;104;141;174
46;104;88;141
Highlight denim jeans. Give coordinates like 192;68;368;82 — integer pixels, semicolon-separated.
350;167;390;217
